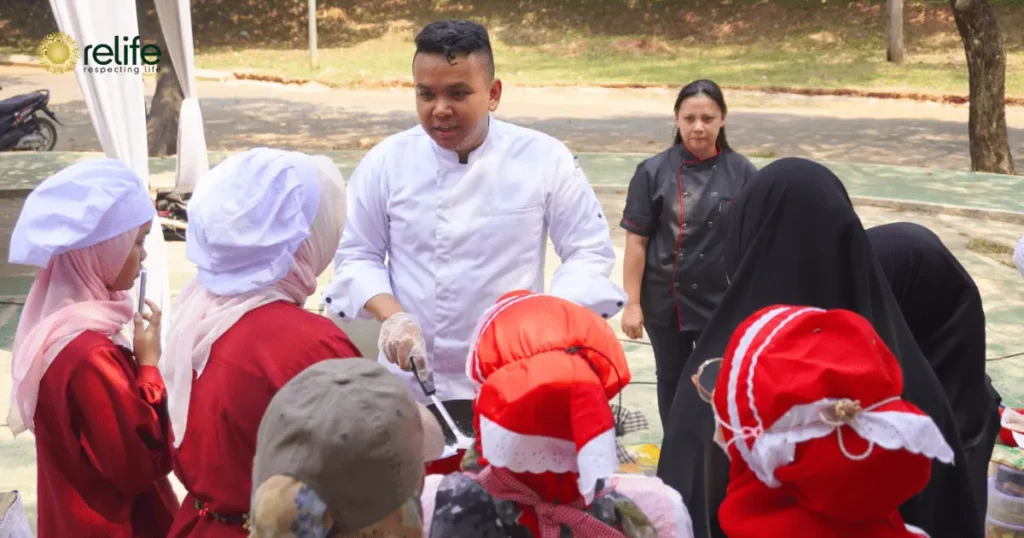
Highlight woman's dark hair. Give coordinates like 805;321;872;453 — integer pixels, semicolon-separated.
672;79;730;150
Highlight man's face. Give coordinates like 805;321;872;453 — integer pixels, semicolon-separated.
412;51;501;159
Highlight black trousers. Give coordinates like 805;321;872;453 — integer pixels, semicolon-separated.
645;322;702;429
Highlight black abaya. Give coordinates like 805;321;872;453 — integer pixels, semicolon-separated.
656;158;986;538
868;221;1002;520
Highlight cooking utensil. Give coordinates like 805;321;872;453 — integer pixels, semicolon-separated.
413;358;475;455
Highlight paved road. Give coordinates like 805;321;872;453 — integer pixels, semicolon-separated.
2;65;1023;171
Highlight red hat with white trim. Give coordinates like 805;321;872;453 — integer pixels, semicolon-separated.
708;305;953;538
466;291;631;502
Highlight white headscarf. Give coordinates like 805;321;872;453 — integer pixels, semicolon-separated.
161;148;346;447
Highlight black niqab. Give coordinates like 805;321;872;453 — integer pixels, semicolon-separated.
656;158;985;538
868;221;1002;517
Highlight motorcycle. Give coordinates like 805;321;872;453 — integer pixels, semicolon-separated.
0;86;60;152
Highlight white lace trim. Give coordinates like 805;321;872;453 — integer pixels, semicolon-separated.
746;399;955;488
576;429;620;502
465;293;547;386
479;415;618;502
721;306;954;489
744;307;821;433
725;306;805;467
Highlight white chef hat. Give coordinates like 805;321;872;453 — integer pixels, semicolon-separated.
8;158;155;268
186;147;331;295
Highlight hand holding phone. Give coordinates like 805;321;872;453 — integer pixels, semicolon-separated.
133;268;161;368
138;268;147;314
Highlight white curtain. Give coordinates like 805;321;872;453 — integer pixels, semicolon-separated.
48;0;172;346
153;0;209;193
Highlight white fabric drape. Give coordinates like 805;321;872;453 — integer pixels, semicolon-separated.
153;0;209;193
0;491;33;537
47;0;172;346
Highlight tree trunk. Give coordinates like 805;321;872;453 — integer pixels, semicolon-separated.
146;27;183;157
886;0;904;63
950;0;1015;174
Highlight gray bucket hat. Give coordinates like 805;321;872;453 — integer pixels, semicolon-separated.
250;358;445;535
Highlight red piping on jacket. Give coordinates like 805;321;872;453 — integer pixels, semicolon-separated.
670;143;722;332
622;218;646;232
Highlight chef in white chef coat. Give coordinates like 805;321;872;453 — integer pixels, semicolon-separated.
322;19;625;404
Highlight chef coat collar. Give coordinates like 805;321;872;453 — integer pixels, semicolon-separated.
431;114;496;169
678;141;722;167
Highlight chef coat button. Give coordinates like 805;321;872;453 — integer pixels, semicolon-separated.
699;254;705;260
709;222;715;228
616;301;624;307
602;313;609;319
324;297;332;304
684;191;690;198
683;223;688;230
691;284;698;290
339;311;346;318
598;213;603;219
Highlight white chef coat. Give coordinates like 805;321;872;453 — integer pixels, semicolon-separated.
322;117;626;403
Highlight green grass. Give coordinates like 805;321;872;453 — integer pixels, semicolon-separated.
4;0;1023;97
967;237;1017;268
184;0;1024;97
193;34;1024;97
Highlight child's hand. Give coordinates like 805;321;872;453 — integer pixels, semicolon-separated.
133;299;162;368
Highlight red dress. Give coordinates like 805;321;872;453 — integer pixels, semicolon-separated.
168;301;361;537
33;330;179;538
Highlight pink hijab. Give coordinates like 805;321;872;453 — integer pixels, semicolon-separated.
161;149;346;448
9;232;141;435
7;159;155;436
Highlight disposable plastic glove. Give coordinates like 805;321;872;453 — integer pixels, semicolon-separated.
377;311;428;373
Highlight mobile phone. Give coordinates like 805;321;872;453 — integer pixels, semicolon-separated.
138;268;147;314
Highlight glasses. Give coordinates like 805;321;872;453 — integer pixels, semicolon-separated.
691;358;723;404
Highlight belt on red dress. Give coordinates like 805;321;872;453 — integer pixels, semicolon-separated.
193;497;251;531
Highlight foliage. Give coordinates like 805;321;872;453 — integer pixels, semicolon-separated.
2;0;1021;96
2;0;1021;51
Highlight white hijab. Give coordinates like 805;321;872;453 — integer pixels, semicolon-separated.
161;148;346;448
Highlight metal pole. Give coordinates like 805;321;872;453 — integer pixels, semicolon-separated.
308;0;318;69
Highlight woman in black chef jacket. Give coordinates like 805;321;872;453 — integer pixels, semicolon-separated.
619;79;757;428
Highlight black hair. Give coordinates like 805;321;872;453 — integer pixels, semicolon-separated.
413;19;495;79
672;79;730;150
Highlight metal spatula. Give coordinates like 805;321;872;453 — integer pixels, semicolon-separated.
413;358;474;455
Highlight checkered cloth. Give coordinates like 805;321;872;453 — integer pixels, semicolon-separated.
475;466;628;538
611;404;649;464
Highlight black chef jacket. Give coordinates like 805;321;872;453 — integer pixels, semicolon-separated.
620;144;758;331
